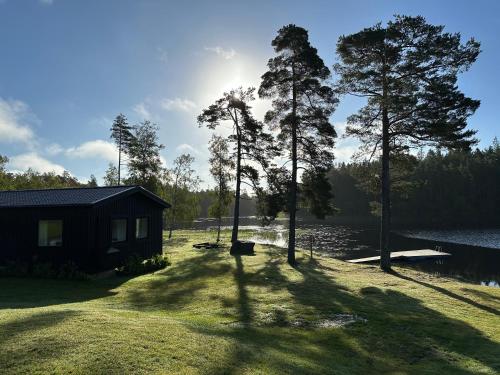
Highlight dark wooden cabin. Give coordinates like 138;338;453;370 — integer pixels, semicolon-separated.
0;186;170;271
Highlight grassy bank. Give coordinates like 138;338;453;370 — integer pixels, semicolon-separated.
0;229;499;374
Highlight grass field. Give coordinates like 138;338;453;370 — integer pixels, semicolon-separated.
0;229;499;374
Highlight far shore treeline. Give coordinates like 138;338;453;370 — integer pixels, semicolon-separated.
194;139;500;229
1;139;498;230
0;15;491;271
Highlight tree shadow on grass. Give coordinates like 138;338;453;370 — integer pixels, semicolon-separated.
233;255;252;324
0;276;127;310
0;309;133;374
390;270;499;316
192;246;500;374
460;287;500;304
124;248;231;311
0;310;80;372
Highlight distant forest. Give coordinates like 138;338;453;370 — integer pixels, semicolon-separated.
328;140;500;228
0;140;498;229
197;140;500;229
196;191;257;218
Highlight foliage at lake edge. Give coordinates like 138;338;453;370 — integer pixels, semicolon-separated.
328;142;500;228
0;229;498;374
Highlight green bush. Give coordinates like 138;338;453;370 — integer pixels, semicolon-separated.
0;260;29;277
116;253;169;276
57;261;89;280
0;260;88;280
32;262;56;278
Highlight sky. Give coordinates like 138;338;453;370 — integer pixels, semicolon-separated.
0;0;499;186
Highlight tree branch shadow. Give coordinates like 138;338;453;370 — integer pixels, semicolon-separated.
192;245;500;374
390;270;499;316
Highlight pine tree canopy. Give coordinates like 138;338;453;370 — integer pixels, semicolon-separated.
334;15;481;155
259;24;338;171
110;113;134;148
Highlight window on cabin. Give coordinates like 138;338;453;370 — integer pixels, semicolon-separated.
38;220;63;247
136;217;148;239
112;219;127;242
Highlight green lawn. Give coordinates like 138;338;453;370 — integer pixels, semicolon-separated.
0;229;499;374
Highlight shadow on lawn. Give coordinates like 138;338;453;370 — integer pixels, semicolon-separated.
0;309;131;374
0;276;128;309
390;271;499;316
193;246;500;374
125;247;231;311
0;310;79;371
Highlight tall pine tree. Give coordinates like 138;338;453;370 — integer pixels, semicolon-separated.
259;25;337;265
334;15;480;270
110;113;133;184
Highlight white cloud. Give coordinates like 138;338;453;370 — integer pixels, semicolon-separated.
334;144;359;163
157;47;168;64
204;46;237;60
0;98;36;145
45;143;64;156
160;155;167;168
176;143;200;155
335;121;349;137
9;152;65;174
133;102;151;119
89;116;113;129
161;98;196;112
66;140;118;162
333;122;360;163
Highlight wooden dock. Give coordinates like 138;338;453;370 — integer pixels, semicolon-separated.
346;249;451;264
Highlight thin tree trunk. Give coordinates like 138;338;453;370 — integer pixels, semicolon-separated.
217;168;223;243
169;178;178;240
117;127;122;185
231;112;241;244
380;108;391;271
288;63;297;266
217;216;221;243
380;60;391;270
168;207;175;239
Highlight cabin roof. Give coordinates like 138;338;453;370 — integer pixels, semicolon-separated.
0;186;170;208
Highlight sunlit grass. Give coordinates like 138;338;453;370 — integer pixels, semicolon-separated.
0;229;498;374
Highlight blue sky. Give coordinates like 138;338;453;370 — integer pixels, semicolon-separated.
0;0;498;185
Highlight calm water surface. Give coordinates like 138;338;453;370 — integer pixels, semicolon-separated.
189;217;500;287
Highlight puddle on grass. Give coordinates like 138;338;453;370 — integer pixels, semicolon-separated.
222;313;367;329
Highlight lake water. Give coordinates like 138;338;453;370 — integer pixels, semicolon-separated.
188;217;500;287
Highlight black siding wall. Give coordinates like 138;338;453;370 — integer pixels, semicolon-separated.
0;206;90;267
91;192;164;270
0;192;165;272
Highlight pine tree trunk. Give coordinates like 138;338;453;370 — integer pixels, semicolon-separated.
287;64;297;266
169;182;178;240
168;210;175;239
380;106;391;271
231;115;241;244
217;216;221;243
217;168;223;243
117;127;122;185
